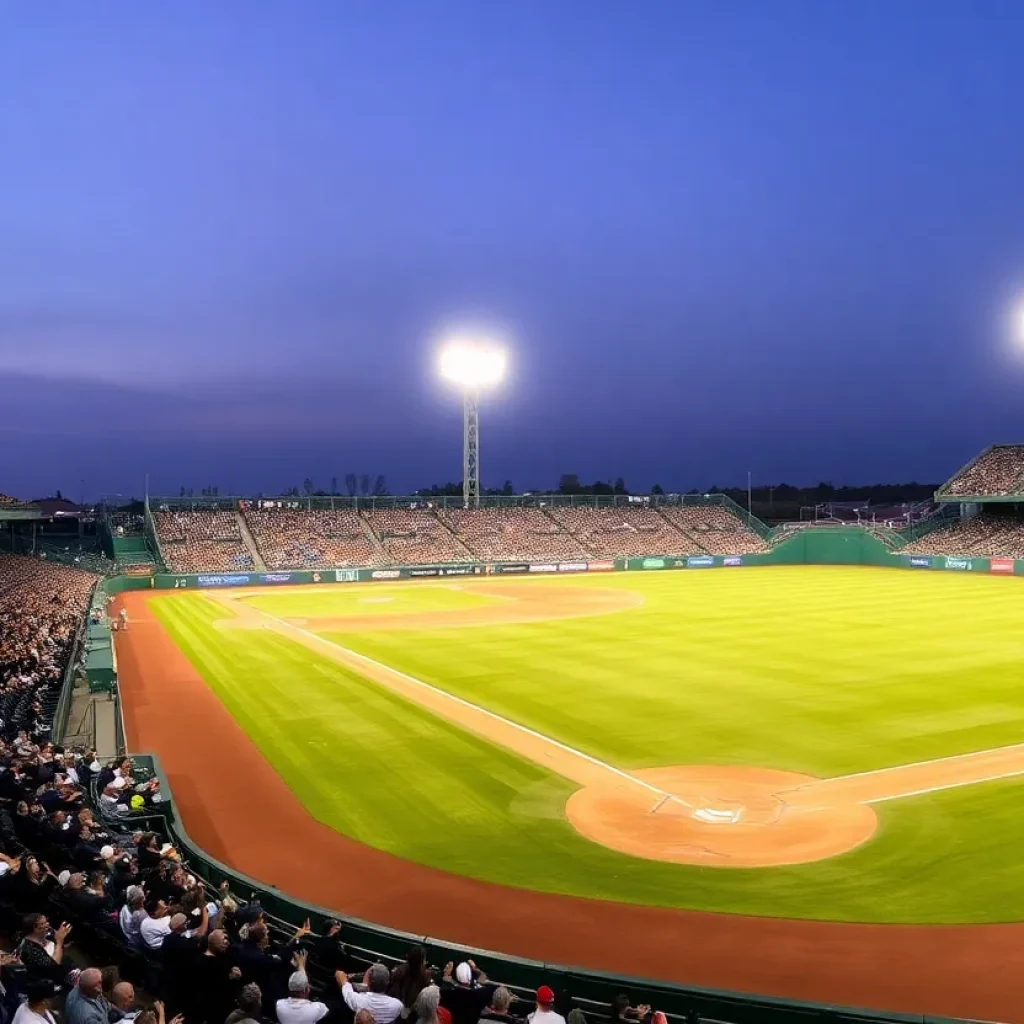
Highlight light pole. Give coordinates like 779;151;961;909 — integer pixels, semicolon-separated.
438;341;507;508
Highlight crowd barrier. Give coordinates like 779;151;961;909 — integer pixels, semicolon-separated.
77;527;997;1023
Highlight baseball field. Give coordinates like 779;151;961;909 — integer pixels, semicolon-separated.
113;565;1024;1016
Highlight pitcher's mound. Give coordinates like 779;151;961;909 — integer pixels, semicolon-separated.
565;765;877;867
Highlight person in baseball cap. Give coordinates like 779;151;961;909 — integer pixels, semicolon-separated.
530;987;565;1024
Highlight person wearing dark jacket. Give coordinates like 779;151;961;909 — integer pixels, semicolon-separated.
440;962;492;1024
189;930;242;1024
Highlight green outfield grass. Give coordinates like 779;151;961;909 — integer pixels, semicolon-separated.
149;567;1024;923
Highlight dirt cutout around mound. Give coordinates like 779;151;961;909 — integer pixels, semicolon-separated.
114;588;1024;1020
213;586;1024;868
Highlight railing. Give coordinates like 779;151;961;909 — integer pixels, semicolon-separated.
52;581;97;742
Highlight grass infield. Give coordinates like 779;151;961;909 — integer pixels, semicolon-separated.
148;567;1024;923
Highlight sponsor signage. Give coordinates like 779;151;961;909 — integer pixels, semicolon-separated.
334;569;359;583
558;562;588;572
944;557;972;571
371;570;401;580
723;556;743;567
588;560;615;571
197;574;251;587
529;563;558;573
641;558;665;570
442;566;476;576
409;568;439;577
908;557;931;568
496;564;529;574
312;573;322;583
261;573;292;584
687;556;715;568
123;564;154;577
991;558;1015;574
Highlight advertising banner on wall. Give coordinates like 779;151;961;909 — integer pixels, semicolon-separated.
197;574;251;587
641;558;665;570
495;564;529;574
587;560;615;571
334;569;359;583
723;556;743;567
558;562;588;572
260;573;293;584
442;566;477;576
371;570;401;580
686;556;715;568
408;568;439;577
908;557;931;568
991;558;1015;574
529;564;558;573
944;557;972;571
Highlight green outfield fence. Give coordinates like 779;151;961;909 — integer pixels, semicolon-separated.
72;526;996;1024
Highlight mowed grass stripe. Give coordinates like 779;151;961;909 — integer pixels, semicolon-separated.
331;568;1024;776
149;594;576;870
145;569;1024;922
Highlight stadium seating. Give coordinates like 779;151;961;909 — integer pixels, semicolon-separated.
0;553;97;737
943;445;1024;498
362;507;474;565
152;510;255;573
244;506;381;568
901;513;1024;557
657;505;770;555
542;506;692;557
438;507;589;561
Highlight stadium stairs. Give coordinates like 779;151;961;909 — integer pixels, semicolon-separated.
234;509;268;570
433;511;479;560
652;509;710;553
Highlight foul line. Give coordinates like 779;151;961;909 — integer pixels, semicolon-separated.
242;601;693;811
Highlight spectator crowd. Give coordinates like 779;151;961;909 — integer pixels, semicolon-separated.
152;504;769;573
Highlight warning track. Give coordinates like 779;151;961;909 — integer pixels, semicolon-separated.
113;589;1024;1020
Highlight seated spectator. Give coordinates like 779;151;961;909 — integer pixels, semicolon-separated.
528;989;564;1024
110;982;139;1024
14;856;57;913
118;886;146;949
12;978;57;1024
610;996;650;1023
481;988;522;1024
441;961;491;1024
226;984;265;1024
64;969;111;1024
139;899;173;950
339;964;404;1024
413;985;451;1024
17;914;72;988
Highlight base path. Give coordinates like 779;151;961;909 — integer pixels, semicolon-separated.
114;590;1024;1021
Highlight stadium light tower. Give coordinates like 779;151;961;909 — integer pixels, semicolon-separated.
438;340;507;508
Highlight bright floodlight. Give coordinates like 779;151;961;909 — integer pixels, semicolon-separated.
438;342;507;390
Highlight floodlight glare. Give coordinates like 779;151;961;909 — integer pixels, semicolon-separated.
437;339;508;509
438;342;507;390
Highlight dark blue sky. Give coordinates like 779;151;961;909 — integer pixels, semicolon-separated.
4;1;1024;500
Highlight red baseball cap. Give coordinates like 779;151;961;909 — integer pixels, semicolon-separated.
536;986;555;1006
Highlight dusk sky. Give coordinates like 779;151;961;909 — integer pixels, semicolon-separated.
4;1;1024;500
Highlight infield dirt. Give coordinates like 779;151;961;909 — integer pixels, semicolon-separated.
113;588;1024;1020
